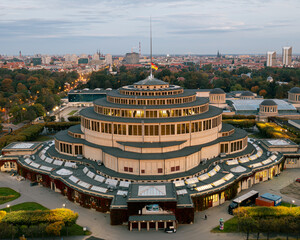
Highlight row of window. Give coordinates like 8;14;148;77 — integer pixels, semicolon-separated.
120;88;183;96
125;166;180;174
81;115;222;136
94;104;209;118
58;142;83;155
68;131;82;139
3;162;16;168
221;129;235;137
107;95;196;105
220;138;247;153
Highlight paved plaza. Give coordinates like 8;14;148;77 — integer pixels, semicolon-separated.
0;169;299;240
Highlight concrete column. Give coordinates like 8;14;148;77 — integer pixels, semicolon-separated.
130;222;132;231
164;221;167;229
147;222;149;231
155;222;158;231
138;222;141;231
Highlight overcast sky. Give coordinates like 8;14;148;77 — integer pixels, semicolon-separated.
1;0;299;55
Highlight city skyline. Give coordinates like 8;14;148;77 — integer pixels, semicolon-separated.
0;0;300;55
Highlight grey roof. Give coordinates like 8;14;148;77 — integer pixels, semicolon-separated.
134;76;168;86
117;140;186;148
127;182;176;202
2;142;42;151
260;99;277;106
128;214;176;222
220;123;235;133
229;99;296;112
240;91;254;97
106;89;197;99
289;87;300;94
80;106;222;124
94;97;208;110
210;88;225;94
68;125;83;134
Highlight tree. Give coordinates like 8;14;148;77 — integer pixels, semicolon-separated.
1;78;14;93
239;216;257;240
46;221;65;238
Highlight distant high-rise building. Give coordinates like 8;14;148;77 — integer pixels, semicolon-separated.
282;47;292;66
124;52;139;64
105;54;113;65
267;51;276;67
42;55;52;65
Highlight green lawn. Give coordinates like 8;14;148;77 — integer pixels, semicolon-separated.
1;202;48;212
61;224;92;236
211;216;238;233
30;134;54;142
248;132;265;139
0;187;21;204
68;110;78;116
281;201;297;207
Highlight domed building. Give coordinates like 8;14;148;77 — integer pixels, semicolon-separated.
259;100;278;121
240;91;255;100
209;88;226;107
288;87;300;104
55;77;247;176
1;75;290;231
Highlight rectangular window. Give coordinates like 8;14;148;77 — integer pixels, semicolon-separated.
129;168;133;172
124;167;128;172
141;169;145;174
158;168;163;173
171;167;175;172
176;166;180;171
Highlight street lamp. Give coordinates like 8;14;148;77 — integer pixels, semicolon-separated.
6;204;11;213
62;203;66;208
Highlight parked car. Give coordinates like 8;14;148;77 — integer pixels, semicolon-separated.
165;226;176;233
296;178;300;183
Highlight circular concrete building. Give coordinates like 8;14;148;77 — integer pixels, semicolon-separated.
55;77;247;177
2;75;288;231
288;87;300;103
209;88;226;104
259;100;278;116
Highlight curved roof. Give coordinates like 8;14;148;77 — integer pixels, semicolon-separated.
240;91;254;97
80;106;222;124
210;88;225;94
260;99;277;106
94;97;208;109
134;76;168;86
289;87;300;94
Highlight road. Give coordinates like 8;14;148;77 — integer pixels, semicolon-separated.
0;168;299;240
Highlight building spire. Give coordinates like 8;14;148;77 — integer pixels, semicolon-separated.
150;17;153;79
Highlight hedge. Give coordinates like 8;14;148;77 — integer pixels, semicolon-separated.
223;119;256;129
0;124;44;149
234;206;300;218
222;115;256;120
1;208;78;226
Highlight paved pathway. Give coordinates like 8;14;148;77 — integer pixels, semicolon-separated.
0;169;299;240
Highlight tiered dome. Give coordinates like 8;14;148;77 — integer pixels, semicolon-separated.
54;75;248;178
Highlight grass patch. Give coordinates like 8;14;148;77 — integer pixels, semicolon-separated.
211;216;238;233
1;202;48;212
248;132;265;139
0;187;20;204
68;110;78;116
30;134;54;142
281;201;297;207
61;224;92;236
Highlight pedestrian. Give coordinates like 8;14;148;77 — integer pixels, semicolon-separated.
204;214;207;220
